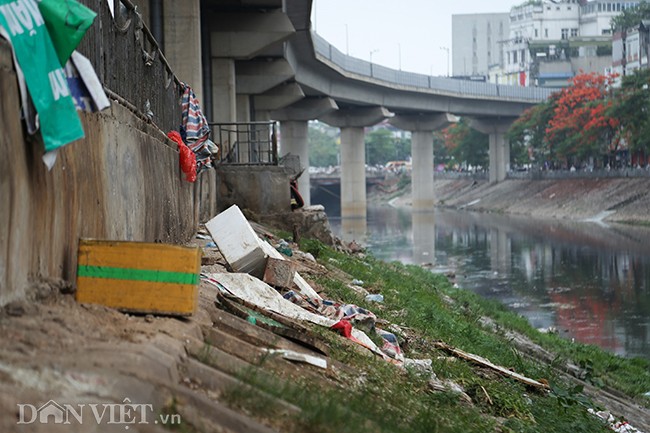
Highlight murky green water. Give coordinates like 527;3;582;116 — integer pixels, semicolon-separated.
329;206;650;360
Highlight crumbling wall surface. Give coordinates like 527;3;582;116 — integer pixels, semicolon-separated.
0;40;195;306
262;211;336;246
215;166;291;215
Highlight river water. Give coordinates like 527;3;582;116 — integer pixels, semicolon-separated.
328;205;650;361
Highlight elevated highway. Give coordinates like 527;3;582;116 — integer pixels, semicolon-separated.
153;0;554;229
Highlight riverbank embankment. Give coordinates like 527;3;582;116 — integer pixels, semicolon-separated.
391;177;650;224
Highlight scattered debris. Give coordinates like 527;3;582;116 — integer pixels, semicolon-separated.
365;294;384;303
263;257;298;289
433;341;550;390
264;349;328;369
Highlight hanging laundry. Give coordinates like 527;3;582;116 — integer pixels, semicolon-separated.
180;82;218;174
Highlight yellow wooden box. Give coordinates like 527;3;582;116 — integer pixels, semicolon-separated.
76;239;201;316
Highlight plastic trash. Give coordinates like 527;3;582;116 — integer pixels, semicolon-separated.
276;246;293;257
168;131;196;182
196;234;211;240
365;294;384;303
351;279;364;286
39;0;97;65
206;241;217;247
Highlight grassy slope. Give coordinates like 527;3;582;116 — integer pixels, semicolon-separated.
219;238;650;433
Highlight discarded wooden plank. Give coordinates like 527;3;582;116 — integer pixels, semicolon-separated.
201;326;335;387
216;292;330;356
76;239;201;316
433;340;550;390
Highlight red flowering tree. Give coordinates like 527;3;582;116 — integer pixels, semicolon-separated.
546;72;620;160
508;72;621;165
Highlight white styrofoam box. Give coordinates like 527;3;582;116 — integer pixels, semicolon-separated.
205;205;267;278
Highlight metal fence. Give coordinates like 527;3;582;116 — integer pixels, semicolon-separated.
210;122;278;165
312;32;557;102
76;0;183;133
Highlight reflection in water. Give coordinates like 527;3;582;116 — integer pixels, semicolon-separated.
341;217;367;243
413;211;435;265
331;205;650;360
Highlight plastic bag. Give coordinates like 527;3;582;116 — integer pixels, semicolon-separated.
38;0;97;66
168;131;196;183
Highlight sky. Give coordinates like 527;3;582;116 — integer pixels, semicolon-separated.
312;0;522;77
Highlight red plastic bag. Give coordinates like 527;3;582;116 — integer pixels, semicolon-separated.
168;131;196;183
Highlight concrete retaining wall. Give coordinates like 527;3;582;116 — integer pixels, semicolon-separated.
0;43;213;305
215;166;292;215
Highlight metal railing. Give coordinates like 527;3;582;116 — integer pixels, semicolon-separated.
76;0;183;132
210;122;278;165
312;32;558;102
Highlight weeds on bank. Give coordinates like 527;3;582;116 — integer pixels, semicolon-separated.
203;238;637;431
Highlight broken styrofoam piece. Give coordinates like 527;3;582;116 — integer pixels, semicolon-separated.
205;205;267;279
403;358;433;373
265;349;328;369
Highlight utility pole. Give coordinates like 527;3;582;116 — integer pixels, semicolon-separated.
440;46;450;77
370;49;379;63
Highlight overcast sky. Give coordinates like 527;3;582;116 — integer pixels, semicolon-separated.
312;0;521;77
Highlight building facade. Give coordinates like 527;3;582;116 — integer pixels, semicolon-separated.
455;1;639;87
452;13;510;78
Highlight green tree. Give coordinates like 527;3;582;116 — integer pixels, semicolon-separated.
365;129;397;166
507;95;557;164
611;1;650;31
393;136;412;162
433;131;450;166
308;124;339;167
441;118;489;168
608;68;650;154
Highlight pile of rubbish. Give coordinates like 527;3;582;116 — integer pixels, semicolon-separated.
202;204;424;368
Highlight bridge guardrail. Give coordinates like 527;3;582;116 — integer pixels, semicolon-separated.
312;32;557;102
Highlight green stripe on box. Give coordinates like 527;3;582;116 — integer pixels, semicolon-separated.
77;265;199;285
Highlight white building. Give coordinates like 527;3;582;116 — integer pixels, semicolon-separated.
452;13;510;77
500;0;636;86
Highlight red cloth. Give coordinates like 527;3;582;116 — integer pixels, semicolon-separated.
331;320;352;338
168;131;196;182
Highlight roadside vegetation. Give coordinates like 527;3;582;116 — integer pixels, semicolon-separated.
308;121;411;168
211;238;650;432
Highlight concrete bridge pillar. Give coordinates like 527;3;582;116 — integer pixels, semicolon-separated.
470;118;517;184
131;0;203;98
390;113;458;213
207;9;295;133
320;107;391;238
273;98;338;207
